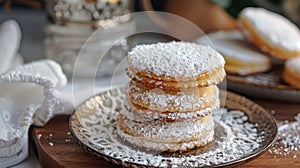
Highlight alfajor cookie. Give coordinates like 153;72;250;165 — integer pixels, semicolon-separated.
127;41;225;90
117;114;214;152
282;56;300;88
238;7;300;60
127;80;219;113
197;30;272;75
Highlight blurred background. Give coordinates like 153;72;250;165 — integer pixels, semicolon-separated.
0;0;45;62
0;0;298;76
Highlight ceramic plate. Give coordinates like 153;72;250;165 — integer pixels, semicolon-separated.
227;64;300;102
69;87;277;167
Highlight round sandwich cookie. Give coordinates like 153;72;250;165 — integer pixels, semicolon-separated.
282;56;300;88
126;41;226;90
197;30;272;75
238;7;300;60
117;114;214;153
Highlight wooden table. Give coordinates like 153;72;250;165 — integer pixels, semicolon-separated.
31;99;300;167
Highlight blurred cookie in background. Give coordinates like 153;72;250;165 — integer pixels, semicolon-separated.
196;30;271;76
238;7;300;60
282;56;300;88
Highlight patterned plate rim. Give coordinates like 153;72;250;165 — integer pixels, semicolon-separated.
69;88;278;167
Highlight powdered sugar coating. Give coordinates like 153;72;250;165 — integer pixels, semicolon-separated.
285;57;300;75
119;115;214;143
240;7;300;52
127;82;219;112
127;41;225;78
121;98;220;122
117;124;214;152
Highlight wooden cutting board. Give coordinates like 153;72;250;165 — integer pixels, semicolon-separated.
31;99;300;168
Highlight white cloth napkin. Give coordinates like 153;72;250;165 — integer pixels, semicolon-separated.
0;20;72;167
0;20;22;74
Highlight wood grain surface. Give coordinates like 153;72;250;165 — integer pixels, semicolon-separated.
31;99;300;168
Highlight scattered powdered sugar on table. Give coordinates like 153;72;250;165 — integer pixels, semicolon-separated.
268;113;300;158
37;134;42;140
127;41;225;78
48;142;54;147
94;108;263;167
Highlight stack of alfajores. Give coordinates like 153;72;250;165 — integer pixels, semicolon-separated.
117;41;225;152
